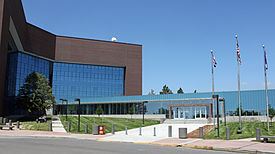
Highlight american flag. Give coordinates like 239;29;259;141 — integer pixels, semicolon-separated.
236;42;241;64
213;56;217;67
264;50;268;70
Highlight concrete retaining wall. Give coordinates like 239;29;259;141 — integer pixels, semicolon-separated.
59;114;166;121
224;116;275;122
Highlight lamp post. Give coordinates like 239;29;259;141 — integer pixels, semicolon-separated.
143;101;148;125
59;99;64;115
74;98;81;132
64;99;68;121
212;95;220;138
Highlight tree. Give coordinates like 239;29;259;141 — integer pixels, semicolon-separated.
129;105;134;119
194;90;197;93
235;107;243;116
17;72;55;116
96;105;104;117
160;85;173;94
148;89;156;95
158;107;169;114
269;105;275;125
177;88;184;94
69;105;75;114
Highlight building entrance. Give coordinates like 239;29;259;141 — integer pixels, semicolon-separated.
169;103;212;120
173;106;207;119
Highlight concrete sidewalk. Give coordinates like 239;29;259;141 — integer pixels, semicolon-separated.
51;117;66;133
154;138;275;153
1;128;275;153
102;123;205;143
0;129;110;140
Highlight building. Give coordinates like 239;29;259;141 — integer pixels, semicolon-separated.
0;0;142;116
58;89;275;120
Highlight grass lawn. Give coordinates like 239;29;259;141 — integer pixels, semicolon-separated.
60;116;160;134
19;119;52;131
203;122;275;140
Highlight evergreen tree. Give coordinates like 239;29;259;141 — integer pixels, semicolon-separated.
96;105;104;117
160;85;173;94
177;88;184;94
269;105;275;125
17;72;55;116
69;105;75;114
194;90;197;93
235;107;243;116
129;105;134;119
148;89;156;95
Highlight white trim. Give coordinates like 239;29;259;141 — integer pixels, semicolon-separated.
9;17;24;51
65;97;215;105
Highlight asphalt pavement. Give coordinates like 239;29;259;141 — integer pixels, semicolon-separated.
0;136;237;154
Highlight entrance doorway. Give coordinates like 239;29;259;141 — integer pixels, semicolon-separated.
173;106;207;119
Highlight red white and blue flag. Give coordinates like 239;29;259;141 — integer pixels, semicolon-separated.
213;56;217;67
236;42;241;64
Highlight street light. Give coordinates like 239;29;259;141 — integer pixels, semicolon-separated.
64;99;68;121
143;101;148;125
212;95;220;138
74;98;81;132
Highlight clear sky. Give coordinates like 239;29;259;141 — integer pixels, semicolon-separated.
21;0;275;95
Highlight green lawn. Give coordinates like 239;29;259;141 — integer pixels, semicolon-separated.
203;122;275;140
60;116;160;134
19;120;52;131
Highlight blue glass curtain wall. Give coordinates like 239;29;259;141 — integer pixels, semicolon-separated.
5;52;51;97
56;103;141;115
4;52;52;115
52;62;125;100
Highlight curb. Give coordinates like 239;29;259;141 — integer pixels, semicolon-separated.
180;144;213;150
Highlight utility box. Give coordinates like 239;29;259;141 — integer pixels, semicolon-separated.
99;125;105;135
179;128;187;139
92;125;99;135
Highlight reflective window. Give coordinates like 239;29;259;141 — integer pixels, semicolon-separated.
6;52;51;96
52;62;124;99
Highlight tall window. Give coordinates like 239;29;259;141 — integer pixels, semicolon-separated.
52;62;124;100
6;52;51;96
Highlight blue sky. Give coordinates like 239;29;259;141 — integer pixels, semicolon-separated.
22;0;275;94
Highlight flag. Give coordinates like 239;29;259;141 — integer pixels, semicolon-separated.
264;50;268;70
236;41;241;64
213;56;217;67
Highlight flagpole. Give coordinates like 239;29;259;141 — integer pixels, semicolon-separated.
235;34;242;133
263;44;270;132
211;50;216;128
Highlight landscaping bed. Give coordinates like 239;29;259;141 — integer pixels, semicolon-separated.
60;116;160;134
203;122;275;140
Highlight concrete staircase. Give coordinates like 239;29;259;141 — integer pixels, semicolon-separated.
51;116;66;133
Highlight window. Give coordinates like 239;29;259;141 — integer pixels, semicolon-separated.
52;62;125;101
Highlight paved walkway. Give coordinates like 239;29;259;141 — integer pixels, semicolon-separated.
0;124;275;153
52;117;66;133
0;129;109;140
102;124;206;142
154;138;275;153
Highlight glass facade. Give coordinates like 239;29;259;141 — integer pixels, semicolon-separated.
4;51;125;115
55;89;275;117
5;52;51;97
52;62;124;100
58;103;141;115
57;99;212;119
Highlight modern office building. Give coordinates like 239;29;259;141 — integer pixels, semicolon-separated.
0;0;142;116
58;89;275;120
1;0;273;120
